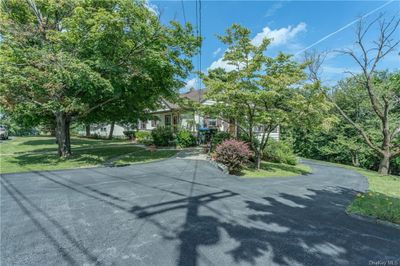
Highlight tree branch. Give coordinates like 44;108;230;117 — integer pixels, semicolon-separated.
79;96;119;118
332;101;382;155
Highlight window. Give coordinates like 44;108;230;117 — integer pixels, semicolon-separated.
208;119;217;127
141;121;147;129
151;119;157;127
173;116;178;125
165;115;171;126
271;126;279;133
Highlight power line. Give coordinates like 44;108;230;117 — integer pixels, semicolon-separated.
180;0;187;25
197;0;202;93
295;0;395;56
199;0;202;79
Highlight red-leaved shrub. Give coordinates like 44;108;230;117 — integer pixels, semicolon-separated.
215;139;251;174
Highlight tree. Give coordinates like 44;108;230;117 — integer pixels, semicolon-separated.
203;24;312;169
0;0;199;156
334;16;400;174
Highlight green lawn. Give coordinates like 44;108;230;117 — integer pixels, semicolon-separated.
241;161;312;178
115;149;178;166
0;136;177;174
346;169;400;224
0;136;128;155
305;159;400;224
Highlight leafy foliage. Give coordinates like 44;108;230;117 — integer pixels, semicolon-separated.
263;139;298;165
0;0;199;156
135;131;152;144
203;24;326;169
176;130;197;148
286;73;400;175
215;139;251;174
123;130;135;140
151;127;175;147
211;131;232;150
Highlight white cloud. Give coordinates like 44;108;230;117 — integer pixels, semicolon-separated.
184;78;197;90
209;23;307;71
251;22;307;47
213;47;222;57
208;57;237;71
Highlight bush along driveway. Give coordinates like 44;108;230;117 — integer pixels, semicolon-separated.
1;158;399;266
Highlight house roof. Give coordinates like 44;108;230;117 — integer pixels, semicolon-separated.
149;89;206;114
180;88;206;103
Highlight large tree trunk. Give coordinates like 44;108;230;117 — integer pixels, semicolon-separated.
55;112;72;157
351;152;360;167
108;121;115;140
255;150;261;170
378;153;390;175
85;124;91;137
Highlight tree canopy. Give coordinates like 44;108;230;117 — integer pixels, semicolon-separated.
203;24;329;169
0;0;200;156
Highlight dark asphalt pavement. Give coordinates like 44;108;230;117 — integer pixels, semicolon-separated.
1;156;399;266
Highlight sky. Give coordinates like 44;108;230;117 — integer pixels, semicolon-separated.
151;0;400;91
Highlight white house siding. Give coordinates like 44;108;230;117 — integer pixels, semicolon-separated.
254;126;280;141
80;124;127;137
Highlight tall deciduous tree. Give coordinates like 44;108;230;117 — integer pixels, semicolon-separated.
203;24;323;169
0;0;199;156
334;16;400;174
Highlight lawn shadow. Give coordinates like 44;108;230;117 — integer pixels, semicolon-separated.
10;137;127;155
238;161;311;176
260;161;310;174
6;146;145;172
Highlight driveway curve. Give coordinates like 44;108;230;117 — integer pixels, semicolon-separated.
1;157;399;266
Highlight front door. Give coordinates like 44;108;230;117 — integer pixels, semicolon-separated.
173;115;179;131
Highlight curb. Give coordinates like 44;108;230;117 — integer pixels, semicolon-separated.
345;210;400;230
206;156;229;174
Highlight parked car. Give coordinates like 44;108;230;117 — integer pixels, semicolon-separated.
0;125;9;140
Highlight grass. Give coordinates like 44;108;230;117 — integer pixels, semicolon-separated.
0;136;177;174
305;158;400;224
347;191;400;224
346;169;400;224
0;135;127;155
114;149;178;165
240;161;312;178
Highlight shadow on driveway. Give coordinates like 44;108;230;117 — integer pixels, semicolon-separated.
1;159;399;265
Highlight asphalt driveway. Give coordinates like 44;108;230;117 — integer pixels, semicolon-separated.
1;156;399;266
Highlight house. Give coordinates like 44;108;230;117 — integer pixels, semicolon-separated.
139;88;279;140
80;124;129;138
138;88;231;133
90;124;127;137
81;88;279;140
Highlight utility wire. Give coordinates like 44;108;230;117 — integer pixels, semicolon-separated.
197;0;202;95
180;0;187;25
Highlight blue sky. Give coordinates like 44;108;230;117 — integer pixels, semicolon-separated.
151;0;400;90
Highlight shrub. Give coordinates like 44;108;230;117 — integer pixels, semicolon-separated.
211;131;231;150
237;132;259;150
263;139;298;165
151;126;175;146
136;130;152;144
123;130;135;140
176;130;197;148
215;139;251;174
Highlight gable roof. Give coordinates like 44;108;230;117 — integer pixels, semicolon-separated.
149;89;207;114
180;88;206;103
